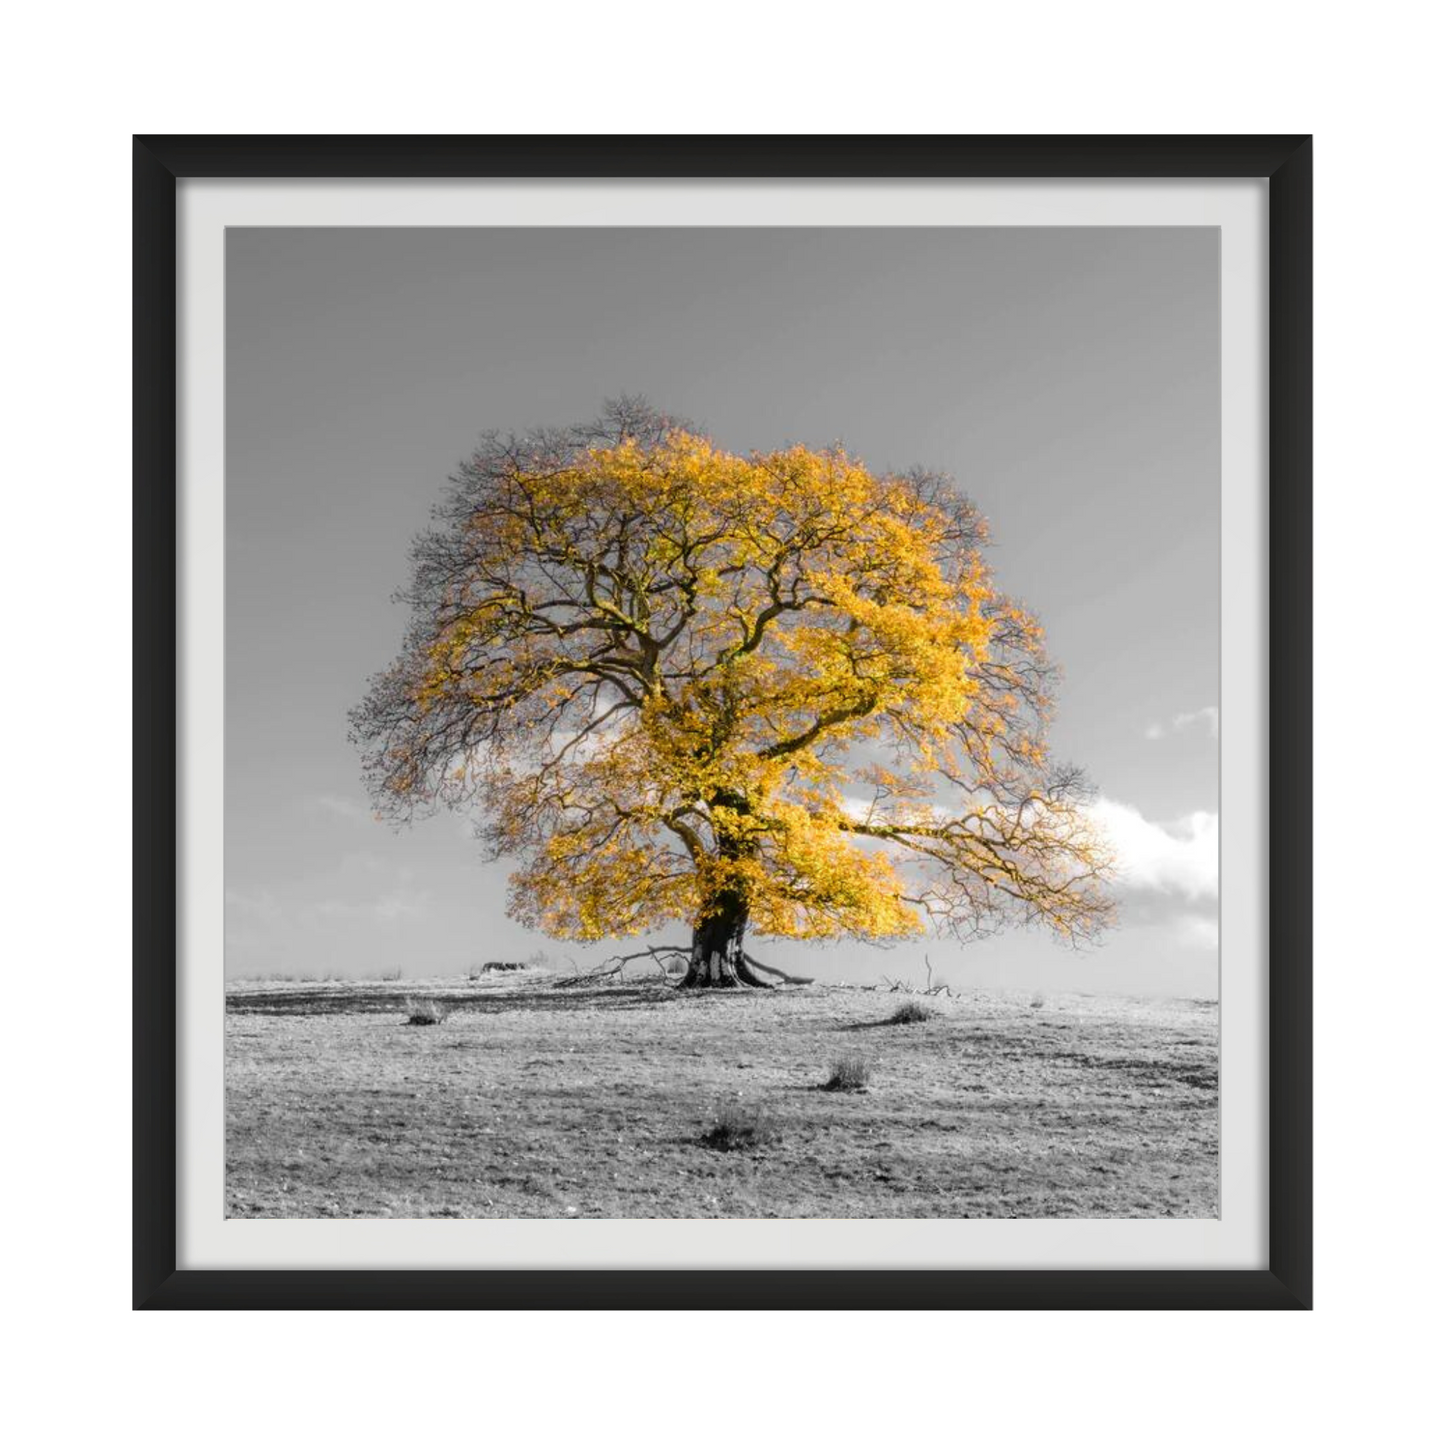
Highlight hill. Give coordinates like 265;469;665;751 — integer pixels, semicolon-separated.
225;975;1218;1219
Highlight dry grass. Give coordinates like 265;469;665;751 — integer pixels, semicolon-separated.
403;996;451;1026
699;1100;776;1152
225;978;1218;1220
888;1001;933;1025
822;1054;872;1092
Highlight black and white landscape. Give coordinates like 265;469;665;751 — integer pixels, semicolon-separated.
225;226;1220;1220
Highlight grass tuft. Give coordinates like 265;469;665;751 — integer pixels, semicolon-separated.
699;1100;776;1152
403;996;451;1026
887;1001;932;1025
822;1054;872;1092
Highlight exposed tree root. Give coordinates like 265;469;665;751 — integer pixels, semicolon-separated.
679;952;772;989
548;943;812;991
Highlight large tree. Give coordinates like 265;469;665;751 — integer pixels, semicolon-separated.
352;400;1113;988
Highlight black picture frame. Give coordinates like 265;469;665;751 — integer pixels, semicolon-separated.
135;134;1311;1310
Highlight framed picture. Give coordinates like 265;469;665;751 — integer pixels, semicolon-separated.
136;135;1311;1309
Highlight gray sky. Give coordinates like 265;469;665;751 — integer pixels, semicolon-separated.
226;227;1219;995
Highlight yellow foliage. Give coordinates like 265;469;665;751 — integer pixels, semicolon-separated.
354;407;1114;947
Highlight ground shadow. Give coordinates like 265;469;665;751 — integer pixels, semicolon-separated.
836;1015;936;1033
227;982;686;1018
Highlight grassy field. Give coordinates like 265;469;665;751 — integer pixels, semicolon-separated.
226;974;1218;1219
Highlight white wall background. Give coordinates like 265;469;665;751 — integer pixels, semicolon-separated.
2;3;1437;1442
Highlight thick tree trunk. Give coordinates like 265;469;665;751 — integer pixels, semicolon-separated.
680;896;771;989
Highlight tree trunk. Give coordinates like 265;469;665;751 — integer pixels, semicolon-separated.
680;896;771;989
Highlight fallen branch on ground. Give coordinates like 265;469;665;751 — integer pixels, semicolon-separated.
551;945;692;988
743;954;814;986
880;972;955;998
551;964;625;988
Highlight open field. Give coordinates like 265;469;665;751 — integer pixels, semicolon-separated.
226;975;1218;1219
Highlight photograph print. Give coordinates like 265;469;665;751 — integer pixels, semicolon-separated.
225;226;1220;1221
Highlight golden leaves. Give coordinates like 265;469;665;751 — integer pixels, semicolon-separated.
361;417;1111;947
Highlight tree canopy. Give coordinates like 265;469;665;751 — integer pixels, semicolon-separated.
352;400;1113;980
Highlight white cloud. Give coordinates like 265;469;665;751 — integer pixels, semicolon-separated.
225;887;282;919
1174;913;1220;950
306;793;373;823
1145;705;1219;742
316;885;433;924
1176;705;1220;737
1088;797;1218;900
839;791;1217;911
